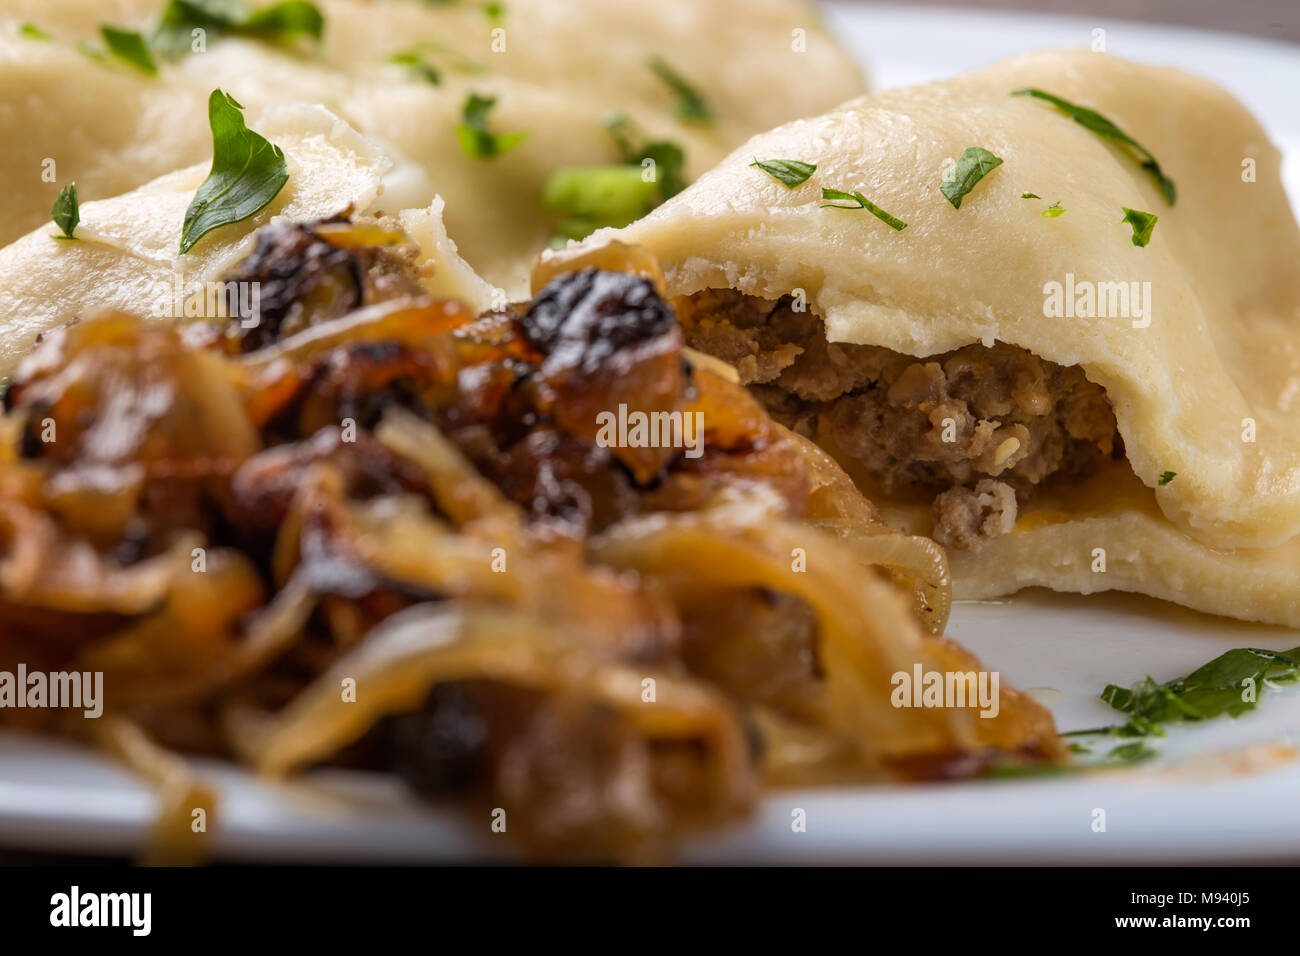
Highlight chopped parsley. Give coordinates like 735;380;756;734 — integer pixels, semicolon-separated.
389;50;441;85
1122;207;1158;247
1020;192;1040;199
820;187;907;231
179;90;289;254
154;0;233;56
635;142;687;199
483;2;505;22
456;93;529;159
384;40;485;77
649;57;713;125
1157;470;1176;486
50;183;79;240
19;22;52;41
242;1;324;41
750;158;817;189
154;0;323;58
1042;200;1066;218
1066;645;1300;740
1011;88;1176;205
542;165;659;242
100;25;159;74
1106;741;1157;765
541;114;689;243
604;113;687;199
939;146;1003;209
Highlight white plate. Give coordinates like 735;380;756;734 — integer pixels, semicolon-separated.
3;3;1300;864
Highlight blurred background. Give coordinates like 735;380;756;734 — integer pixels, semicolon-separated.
864;0;1300;43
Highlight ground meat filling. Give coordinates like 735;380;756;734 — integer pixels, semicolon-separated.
677;290;1122;550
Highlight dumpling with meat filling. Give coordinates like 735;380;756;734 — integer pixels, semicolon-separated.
577;50;1300;627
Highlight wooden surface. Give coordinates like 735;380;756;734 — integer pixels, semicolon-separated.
862;0;1300;43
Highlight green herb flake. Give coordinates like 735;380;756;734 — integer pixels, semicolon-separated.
179;89;289;254
100;25;158;75
542;165;658;242
1041;200;1066;218
750;158;817;189
389;51;441;85
649;57;714;125
1157;470;1176;486
19;22;52;41
1020;192;1040;199
1122;206;1158;247
50;183;79;240
940;146;1003;209
153;0;235;58
603;113;688;199
637;141;687;199
1059;641;1300;766
1107;741;1157;765
1078;645;1300;739
820;188;907;231
456;92;529;159
154;0;323;59
483;2;505;22
1011;87;1176;204
383;39;486;77
243;0;325;52
543;113;691;243
242;0;323;40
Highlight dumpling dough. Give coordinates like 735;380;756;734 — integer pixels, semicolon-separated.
585;50;1300;626
0;104;490;375
0;0;865;294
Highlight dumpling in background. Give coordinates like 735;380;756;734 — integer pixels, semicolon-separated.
0;0;865;294
0;104;491;375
